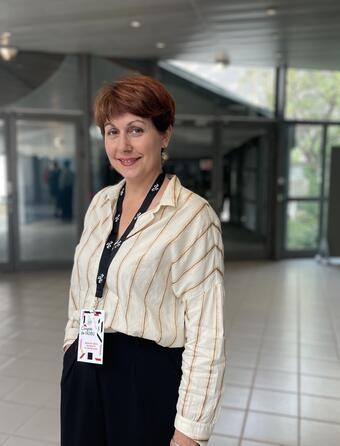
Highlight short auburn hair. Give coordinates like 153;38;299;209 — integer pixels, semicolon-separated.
94;74;175;135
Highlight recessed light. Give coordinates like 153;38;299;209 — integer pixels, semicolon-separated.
214;50;230;66
266;8;277;16
1;32;11;45
0;46;18;61
130;20;141;28
156;42;165;49
0;32;18;61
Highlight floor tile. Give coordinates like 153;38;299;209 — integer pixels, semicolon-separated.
221;386;250;409
16;408;59;443
261;339;298;356
3;380;58;407
258;353;298;373
213;408;245;437
0;340;31;357
0;358;61;383
254;369;298;393
0;435;8;445
2;437;51;446
225;367;254;387
244;412;298;446
228;351;258;368
250;389;298;416
0;401;37;434
208;435;239;446
301;375;340;398
0;376;22;399
242;441;279;446
228;336;262;352
301;395;340;423
1;261;340;446
301;419;340;446
301;358;340;379
300;343;339;362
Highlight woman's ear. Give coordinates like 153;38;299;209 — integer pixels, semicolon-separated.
162;125;173;147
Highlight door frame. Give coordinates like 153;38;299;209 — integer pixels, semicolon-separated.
218;117;278;260
1;110;88;271
0;113;13;271
280;120;340;258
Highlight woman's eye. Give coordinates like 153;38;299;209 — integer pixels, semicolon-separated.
129;127;144;135
106;128;118;136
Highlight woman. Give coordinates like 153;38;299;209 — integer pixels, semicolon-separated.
61;74;226;446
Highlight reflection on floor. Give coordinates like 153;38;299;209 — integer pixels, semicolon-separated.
222;223;266;258
0;219;77;262
0;260;340;445
20;219;77;261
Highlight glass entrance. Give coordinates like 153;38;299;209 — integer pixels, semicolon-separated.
284;124;323;252
16;119;78;262
221;122;274;259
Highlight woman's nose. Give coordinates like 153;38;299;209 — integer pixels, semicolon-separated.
117;132;132;151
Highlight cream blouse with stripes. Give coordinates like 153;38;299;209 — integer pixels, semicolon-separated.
63;174;226;445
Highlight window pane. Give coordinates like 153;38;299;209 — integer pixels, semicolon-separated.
166;60;275;113
286;201;320;250
288;125;322;198
17;120;78;261
167;125;214;203
325;125;340;197
286;69;340;121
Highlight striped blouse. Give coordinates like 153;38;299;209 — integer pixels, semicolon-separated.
63;174;226;445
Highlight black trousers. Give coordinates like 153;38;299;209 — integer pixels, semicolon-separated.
60;332;184;446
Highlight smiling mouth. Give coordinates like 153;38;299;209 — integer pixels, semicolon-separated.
117;157;141;166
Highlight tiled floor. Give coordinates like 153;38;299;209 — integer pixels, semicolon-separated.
0;260;340;445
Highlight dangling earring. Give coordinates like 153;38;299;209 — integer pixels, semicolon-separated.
161;147;169;164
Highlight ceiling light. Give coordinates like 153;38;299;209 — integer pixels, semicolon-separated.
215;50;230;66
0;46;18;61
156;42;165;49
130;20;141;28
0;32;18;61
266;8;277;16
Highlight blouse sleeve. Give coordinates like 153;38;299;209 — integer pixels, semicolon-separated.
62;189;105;350
171;204;226;445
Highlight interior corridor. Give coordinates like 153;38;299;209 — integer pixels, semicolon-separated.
0;260;339;446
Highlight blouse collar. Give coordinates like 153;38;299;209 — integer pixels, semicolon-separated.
104;174;180;209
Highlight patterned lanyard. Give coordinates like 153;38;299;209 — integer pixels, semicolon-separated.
95;172;166;298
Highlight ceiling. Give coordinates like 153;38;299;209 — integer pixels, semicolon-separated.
1;0;340;70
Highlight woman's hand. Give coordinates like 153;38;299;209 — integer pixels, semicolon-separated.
170;429;199;446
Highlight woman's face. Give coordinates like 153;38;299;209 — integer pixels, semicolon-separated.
104;112;172;182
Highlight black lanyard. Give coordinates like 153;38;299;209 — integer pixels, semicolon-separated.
95;172;166;298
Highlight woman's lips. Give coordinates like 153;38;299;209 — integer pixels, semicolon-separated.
118;157;141;166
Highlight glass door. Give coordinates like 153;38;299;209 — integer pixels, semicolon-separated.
283;124;323;254
0;119;9;266
221;122;275;259
16;119;78;264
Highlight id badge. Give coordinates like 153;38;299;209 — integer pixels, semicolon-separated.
77;309;105;365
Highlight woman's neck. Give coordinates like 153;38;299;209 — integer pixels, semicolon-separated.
124;170;163;201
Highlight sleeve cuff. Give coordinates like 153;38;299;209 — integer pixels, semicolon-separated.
174;413;212;446
63;327;79;350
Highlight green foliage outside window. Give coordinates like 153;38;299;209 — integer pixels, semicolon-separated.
286;201;319;250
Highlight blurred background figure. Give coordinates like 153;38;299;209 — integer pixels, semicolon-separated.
59;160;74;221
47;160;61;218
